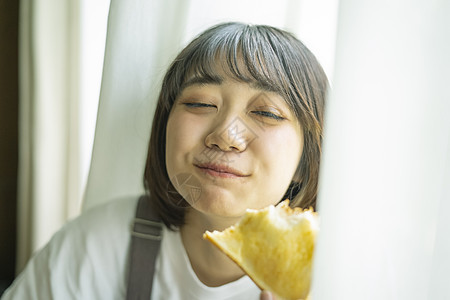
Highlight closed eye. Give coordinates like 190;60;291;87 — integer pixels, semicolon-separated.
183;102;216;108
251;110;285;121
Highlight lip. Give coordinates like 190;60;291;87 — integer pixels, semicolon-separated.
194;163;249;178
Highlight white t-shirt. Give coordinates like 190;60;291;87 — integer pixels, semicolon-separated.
153;223;259;300
2;196;260;300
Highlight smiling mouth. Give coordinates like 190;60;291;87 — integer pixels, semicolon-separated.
194;163;249;178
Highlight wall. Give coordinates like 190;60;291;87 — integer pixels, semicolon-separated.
0;0;19;293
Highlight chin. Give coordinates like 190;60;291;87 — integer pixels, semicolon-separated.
191;194;247;219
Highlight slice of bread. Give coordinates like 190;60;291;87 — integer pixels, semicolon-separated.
203;200;318;300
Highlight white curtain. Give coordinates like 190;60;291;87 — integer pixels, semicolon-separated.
313;0;450;299
18;0;450;297
17;0;110;272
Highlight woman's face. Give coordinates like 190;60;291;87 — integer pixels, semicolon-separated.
165;75;303;219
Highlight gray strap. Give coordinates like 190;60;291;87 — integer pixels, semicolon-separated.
126;195;162;300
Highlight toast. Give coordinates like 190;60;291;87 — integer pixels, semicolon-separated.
203;200;318;300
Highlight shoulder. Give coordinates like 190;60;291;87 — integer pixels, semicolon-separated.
50;196;140;298
49;195;139;276
67;195;139;237
48;196;140;298
3;196;140;299
51;195;139;257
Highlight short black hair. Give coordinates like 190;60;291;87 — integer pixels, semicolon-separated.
144;22;328;229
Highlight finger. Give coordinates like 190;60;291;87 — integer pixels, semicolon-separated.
260;290;274;300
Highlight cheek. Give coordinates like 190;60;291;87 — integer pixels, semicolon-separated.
166;113;186;176
257;126;303;182
166;115;187;152
165;112;208;173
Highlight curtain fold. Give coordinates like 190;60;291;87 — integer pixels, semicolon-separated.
18;1;73;270
83;0;194;211
17;0;84;272
312;1;450;299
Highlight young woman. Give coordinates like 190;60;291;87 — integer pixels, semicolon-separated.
2;22;327;300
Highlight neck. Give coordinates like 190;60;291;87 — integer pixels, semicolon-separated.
180;208;245;287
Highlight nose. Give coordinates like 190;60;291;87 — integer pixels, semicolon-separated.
205;116;254;152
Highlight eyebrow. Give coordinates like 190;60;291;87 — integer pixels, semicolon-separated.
182;74;281;95
250;81;280;94
182;74;223;89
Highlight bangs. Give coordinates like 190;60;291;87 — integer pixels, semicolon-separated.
169;23;299;116
185;32;286;94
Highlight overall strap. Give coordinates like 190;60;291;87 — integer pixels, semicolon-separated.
126;195;163;300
